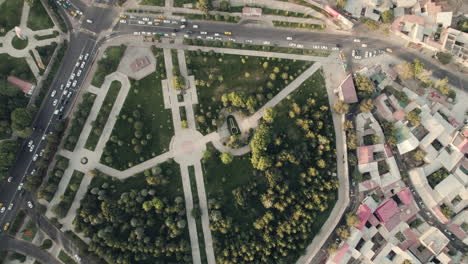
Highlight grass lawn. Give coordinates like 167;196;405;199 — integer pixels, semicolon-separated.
0;53;35;83
58;250;77;264
0;0;24;36
140;0;165;6
186;50;313;134
20;220;38;242
91;45;126;87
101;50;173;170
36;42;58;67
11;36;28;50
53;170;84;218
85;80;122;151
203;143;266;226
27;0;54;30
174;0;196;7
63;92;96;151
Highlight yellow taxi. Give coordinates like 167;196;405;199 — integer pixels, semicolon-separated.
224;31;232;36
154;19;161;22
70;11;77;17
120;14;127;19
158;15;165;19
3;222;10;231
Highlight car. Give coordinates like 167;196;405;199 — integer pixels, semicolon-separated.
215;37;222;41
206;36;214;40
353;38;360;42
184;34;189;38
77;70;82;77
245;39;253;43
133;31;140;35
200;31;207;35
86;19;93;23
32;154;38;161
54;109;59;115
214;33;220;37
224;32;232;35
63;89;68;96
80;61;86;68
0;207;5;214
17;183;23;190
365;51;369;58
180;24;185;29
163;20;170;23
41;135;46;140
8;203;13;210
171;32;176;36
70;11;77;17
322;46;328;50
332;47;339;50
70;73;75;80
3;222;9;231
76;10;83;15
53;99;58;106
361;43;367;48
84;52;89;60
286;36;292;40
7;177;12;183
75;61;80;67
28;140;33;147
29;145;34;152
229;38;236;42
193;25;199;29
153;19;161;22
67;92;72;98
142;17;149;21
120;14;127;19
27;201;33;209
147;21;153;25
59;106;64;113
72;80;78;87
386;48;393;53
59;84;64;90
78;55;83;60
39;149;45;157
297;44;304;48
289;43;297;47
352;50;356;57
138;21;144;24
119;19;126;23
171;20;178;24
263;41;270;45
196;36;202;39
181;18;186;23
51;90;57;97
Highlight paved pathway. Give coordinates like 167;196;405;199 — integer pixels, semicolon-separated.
296;53;350;264
20;1;31;28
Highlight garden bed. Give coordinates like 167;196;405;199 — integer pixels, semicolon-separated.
91;45;126;87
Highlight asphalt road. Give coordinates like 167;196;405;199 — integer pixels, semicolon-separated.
0;235;62;264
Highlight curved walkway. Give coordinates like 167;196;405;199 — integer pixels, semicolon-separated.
0;235;61;264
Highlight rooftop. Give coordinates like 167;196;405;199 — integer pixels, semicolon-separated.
340;74;358;104
7;76;34;95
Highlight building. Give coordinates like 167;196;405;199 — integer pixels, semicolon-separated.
7;76;34;95
242;7;262;17
339;74;358;104
441;28;468;67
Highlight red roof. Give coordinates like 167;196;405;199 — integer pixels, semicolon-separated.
358;146;374;164
7;76;34;95
398;228;419;250
340;74;358;103
332;243;350;263
397;187;414;205
457;138;468;154
375;199;399;223
384;144;393;158
368;214;380;226
356;204;372;230
242;7;262;16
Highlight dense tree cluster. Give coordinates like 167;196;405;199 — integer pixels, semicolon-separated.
37;155;69;201
74;168;191;264
0;140;19;181
208;88;339;263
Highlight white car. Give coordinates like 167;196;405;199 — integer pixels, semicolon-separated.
245;39;253;43
39;149;45;157
28;140;33;147
0;207;5;213
354;38;361;42
206;36;214;40
229;38;236;42
119;19;126;23
59;84;64;90
138;21;144;25
75;61;80;67
133;31;140;35
7;177;13;183
70;73;76;80
171;20;178;24
214;33;220;37
78;55;83;60
193;24;199;29
289;43;297;47
54;109;59;115
77;70;82;77
67;92;72;98
72;80;78;87
163;20;170;23
29;145;34;152
180;25;185;29
171;33;176;36
27;201;33;209
322;46;328;49
297;44;304;48
84;53;89;60
59;106;64;113
147;21;153;25
86;19;93;24
361;43;367;48
184;34;189;38
32;154;38;161
51;90;56;97
41;135;46;140
286;36;293;40
196;36;202;39
80;62;86;68
215;37;222;41
8;203;13;210
18;183;23;190
53;99;58;106
332;47;339;51
263;41;270;45
200;31;207;35
142;17;149;21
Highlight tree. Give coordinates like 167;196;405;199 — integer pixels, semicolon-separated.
359;98;374;113
172;75;185;90
0;140;19;181
336;226;350;240
327;243;339;255
346;213;359;227
436;52;452;65
413;149;425;162
333;100;349;114
196;0;209;13
406;110;421;127
412;59;424;77
402;260;412;264
263;107;276;123
381;10;394;23
336;0;346;9
219;0;230;11
434;77;450;95
355;75;374;95
396;62;414;80
220;152;233;164
181;120;188;128
11;108;32;131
